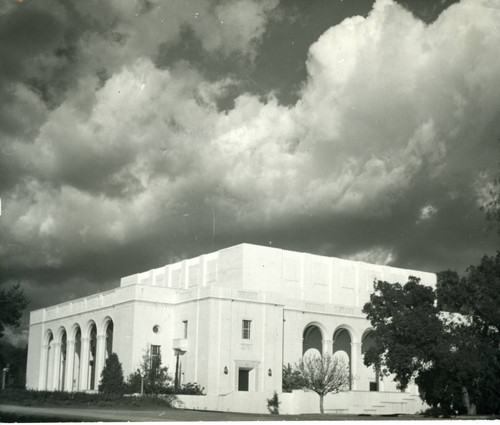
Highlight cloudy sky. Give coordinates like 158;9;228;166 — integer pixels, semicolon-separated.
1;0;499;316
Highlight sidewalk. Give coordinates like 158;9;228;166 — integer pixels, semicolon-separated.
0;404;276;422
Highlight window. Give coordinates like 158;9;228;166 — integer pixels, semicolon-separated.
183;320;188;339
370;381;379;392
242;320;251;339
151;345;161;371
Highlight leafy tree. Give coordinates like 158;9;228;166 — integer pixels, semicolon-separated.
481;173;500;235
363;277;444;389
363;272;500;415
0;283;29;339
282;363;303;393
126;345;172;394
0;343;28;389
98;352;125;395
295;353;351;414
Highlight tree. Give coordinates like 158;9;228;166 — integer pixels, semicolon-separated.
282;363;303;393
295;353;351;414
481;172;500;235
126;345;172;394
98;352;125;395
363;272;500;415
0;283;29;339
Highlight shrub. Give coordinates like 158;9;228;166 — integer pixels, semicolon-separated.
282;363;303;393
163;382;205;395
421;406;454;418
267;391;280;414
0;388;176;409
125;345;173;395
98;353;125;395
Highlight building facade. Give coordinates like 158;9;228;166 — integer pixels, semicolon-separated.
26;243;435;412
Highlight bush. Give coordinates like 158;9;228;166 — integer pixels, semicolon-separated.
421;406;454;418
163;382;205;395
0;388;176;409
282;363;303;393
125;345;173;395
98;353;125;395
267;391;280;414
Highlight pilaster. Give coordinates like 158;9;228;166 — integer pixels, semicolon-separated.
350;341;361;390
95;335;107;389
52;342;62;391
65;340;75;392
79;337;90;390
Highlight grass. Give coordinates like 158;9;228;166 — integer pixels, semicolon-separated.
0;388;176;409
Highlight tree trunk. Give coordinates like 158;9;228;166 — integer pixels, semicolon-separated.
461;386;477;416
319;394;324;414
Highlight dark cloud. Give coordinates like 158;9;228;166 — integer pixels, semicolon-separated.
0;0;499;318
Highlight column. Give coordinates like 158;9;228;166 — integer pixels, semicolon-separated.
79;337;90;391
65;340;75;392
52;342;61;391
95;335;107;390
322;339;333;356
350;342;361;391
38;344;48;390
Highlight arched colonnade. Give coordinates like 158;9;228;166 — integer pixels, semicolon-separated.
41;317;114;392
302;323;378;391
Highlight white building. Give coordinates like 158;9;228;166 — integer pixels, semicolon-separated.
26;243;435;414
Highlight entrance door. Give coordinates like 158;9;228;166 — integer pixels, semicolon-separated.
238;369;249;391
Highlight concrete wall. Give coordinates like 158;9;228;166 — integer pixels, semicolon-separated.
175;390;427;415
279;390;428;415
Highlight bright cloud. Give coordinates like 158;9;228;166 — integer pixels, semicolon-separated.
1;0;499;309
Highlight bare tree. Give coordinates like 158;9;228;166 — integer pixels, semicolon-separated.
296;352;351;414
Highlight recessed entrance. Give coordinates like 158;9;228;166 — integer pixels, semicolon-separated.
238;368;250;391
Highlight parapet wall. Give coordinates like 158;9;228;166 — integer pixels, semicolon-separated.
119;243;436;307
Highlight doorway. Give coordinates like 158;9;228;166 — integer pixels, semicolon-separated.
238;368;249;391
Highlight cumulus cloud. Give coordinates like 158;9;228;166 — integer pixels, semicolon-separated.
1;0;499;310
417;205;438;223
347;247;396;266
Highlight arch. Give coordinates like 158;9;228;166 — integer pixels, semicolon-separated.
101;317;114;355
333;324;357;343
332;327;352;389
361;329;376;354
83;319;97;339
104;318;114;359
303;323;324;356
44;328;55;346
43;330;54;390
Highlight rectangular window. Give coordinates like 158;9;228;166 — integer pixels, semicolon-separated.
151;345;161;371
369;381;379;392
183;320;188;339
242;320;251;339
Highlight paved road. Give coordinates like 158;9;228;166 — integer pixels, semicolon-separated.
0;404;280;422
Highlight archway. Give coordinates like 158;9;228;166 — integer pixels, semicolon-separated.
44;331;54;390
303;324;323;356
88;323;97;390
332;328;352;389
361;330;379;391
58;329;67;391
105;319;114;359
73;326;82;391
